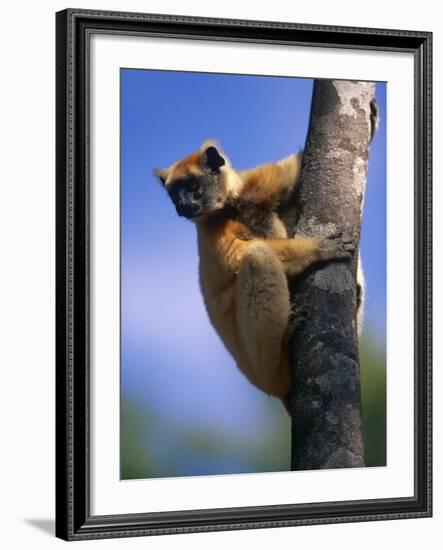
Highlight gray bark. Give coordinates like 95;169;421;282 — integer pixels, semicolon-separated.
290;80;376;470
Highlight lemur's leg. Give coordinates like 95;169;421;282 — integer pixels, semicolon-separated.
253;231;355;277
258;233;363;338
232;231;355;405
235;241;291;399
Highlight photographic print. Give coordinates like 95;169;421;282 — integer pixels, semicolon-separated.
56;9;431;540
120;69;387;480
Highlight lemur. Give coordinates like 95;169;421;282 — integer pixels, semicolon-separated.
154;142;357;413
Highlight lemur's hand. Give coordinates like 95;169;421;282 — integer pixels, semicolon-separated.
317;229;356;261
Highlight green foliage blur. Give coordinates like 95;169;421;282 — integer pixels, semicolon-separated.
360;332;387;467
121;395;291;479
121;330;385;479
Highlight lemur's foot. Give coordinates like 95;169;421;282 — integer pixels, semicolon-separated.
370;98;379;143
318;229;355;261
281;310;308;417
287;308;307;340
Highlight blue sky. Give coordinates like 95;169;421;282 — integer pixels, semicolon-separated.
120;69;386;477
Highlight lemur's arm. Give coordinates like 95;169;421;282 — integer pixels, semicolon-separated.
252;231;354;277
238;152;303;207
221;223;354;278
236;97;377;208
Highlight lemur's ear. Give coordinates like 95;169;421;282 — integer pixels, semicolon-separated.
153;167;169;185
203;146;225;173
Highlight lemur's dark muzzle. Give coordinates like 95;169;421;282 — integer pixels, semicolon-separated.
176;202;201;218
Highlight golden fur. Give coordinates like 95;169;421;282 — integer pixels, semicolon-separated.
154;141;355;413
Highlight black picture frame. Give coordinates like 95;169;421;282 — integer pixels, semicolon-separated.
55;8;432;541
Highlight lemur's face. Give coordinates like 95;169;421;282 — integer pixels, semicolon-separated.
154;145;227;219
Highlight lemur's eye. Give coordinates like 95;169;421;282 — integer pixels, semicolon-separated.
188;179;199;191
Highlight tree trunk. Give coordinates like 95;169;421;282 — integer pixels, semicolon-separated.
290;80;376;470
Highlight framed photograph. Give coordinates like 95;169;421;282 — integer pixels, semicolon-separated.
55;9;432;541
